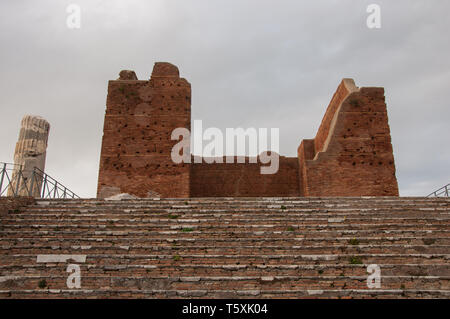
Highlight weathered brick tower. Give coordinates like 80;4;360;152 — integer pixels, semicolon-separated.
97;62;398;198
97;63;191;198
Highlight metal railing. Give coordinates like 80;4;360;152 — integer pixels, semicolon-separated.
427;183;450;197
0;162;79;199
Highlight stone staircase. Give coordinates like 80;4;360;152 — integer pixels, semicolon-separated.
0;197;449;298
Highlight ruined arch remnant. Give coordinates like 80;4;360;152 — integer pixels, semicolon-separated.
97;62;398;198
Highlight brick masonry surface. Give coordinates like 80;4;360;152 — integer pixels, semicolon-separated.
97;63;398;198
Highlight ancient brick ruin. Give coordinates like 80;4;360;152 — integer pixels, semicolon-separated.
97;62;398;198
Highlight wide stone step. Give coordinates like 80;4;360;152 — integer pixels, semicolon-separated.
1;229;449;240
2;236;447;247
23;205;450;213
1;275;448;291
2;223;448;234
3;216;449;226
1;244;448;255
1;254;449;267
2;263;448;277
1;288;449;299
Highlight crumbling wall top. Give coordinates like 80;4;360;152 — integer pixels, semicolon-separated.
151;62;180;78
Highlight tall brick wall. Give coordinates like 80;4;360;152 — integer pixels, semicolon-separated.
97;63;398;198
190;156;300;197
97;63;191;198
298;79;399;196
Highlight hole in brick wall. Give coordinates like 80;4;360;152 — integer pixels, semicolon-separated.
343;135;347;139
118;144;121;146
370;162;373;166
378;162;382;165
124;124;128;128
352;162;356;166
389;161;393;165
353;122;357;126
146;125;150;128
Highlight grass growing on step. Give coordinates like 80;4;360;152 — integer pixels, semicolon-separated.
318;269;323;275
173;255;181;261
184;201;189;205
348;238;359;245
181;228;194;232
168;214;179;219
349;256;363;265
281;205;287;210
38;279;47;289
287;226;295;232
118;85;125;94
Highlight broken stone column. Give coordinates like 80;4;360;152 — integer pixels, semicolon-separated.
8;115;50;197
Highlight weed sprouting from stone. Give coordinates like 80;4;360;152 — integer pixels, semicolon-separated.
349;256;363;264
38;279;47;289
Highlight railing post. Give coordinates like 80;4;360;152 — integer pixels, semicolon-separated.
446;185;449;197
14;165;23;196
0;163;6;197
53;181;58;198
41;174;48;198
29;168;36;197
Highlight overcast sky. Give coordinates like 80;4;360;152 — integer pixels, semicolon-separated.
0;0;449;198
